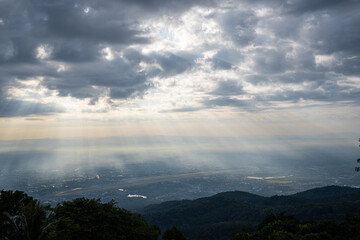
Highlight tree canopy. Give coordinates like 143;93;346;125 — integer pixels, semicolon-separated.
162;226;188;240
1;191;160;240
53;198;160;240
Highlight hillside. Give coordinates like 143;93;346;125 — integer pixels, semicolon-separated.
138;185;360;240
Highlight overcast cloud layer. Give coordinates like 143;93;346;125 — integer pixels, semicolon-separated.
0;0;359;116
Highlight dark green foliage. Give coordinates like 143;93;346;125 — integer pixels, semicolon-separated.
53;198;160;240
140;186;360;239
162;226;188;240
1;186;360;240
0;190;33;216
1;191;160;240
5;199;55;240
258;212;298;230
187;222;253;240
233;213;360;240
0;190;52;240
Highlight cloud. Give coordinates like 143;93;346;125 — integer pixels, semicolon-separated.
284;0;357;14
210;80;244;96
203;97;257;110
253;48;288;74
120;0;216;13
50;41;101;62
41;1;149;44
209;48;243;70
148;52;195;77
0;0;359;116
303;9;360;56
43;58;150;98
0;98;63;117
162;107;204;113
219;10;258;47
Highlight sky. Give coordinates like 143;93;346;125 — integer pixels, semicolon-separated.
0;0;359;177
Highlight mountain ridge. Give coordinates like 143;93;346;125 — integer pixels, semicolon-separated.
138;185;360;240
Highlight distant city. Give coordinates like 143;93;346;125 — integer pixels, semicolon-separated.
1;161;359;210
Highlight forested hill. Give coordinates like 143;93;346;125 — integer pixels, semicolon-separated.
1;186;360;240
138;185;360;240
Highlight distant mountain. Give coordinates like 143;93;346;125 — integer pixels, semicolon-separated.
294;185;360;200
138;186;360;240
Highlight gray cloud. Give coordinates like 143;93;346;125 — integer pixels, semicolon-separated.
121;0;216;13
219;10;258;47
1;0;359;116
148;52;195;77
40;1;149;44
203;97;257;111
162;107;204;113
210;58;232;70
123;48;144;65
0;0;159;117
0;98;63;117
197;0;360;111
211;80;244;96
110;83;153;99
51;40;101;62
274;72;327;85
284;0;357;14
304;9;360;56
41;58;150;100
0;0;206;117
209;48;243;70
253;49;288;74
334;55;360;76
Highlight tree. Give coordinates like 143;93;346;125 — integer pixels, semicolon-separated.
233;232;253;240
53;198;160;240
232;213;360;240
162;226;187;240
3;199;55;240
0;190;34;239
